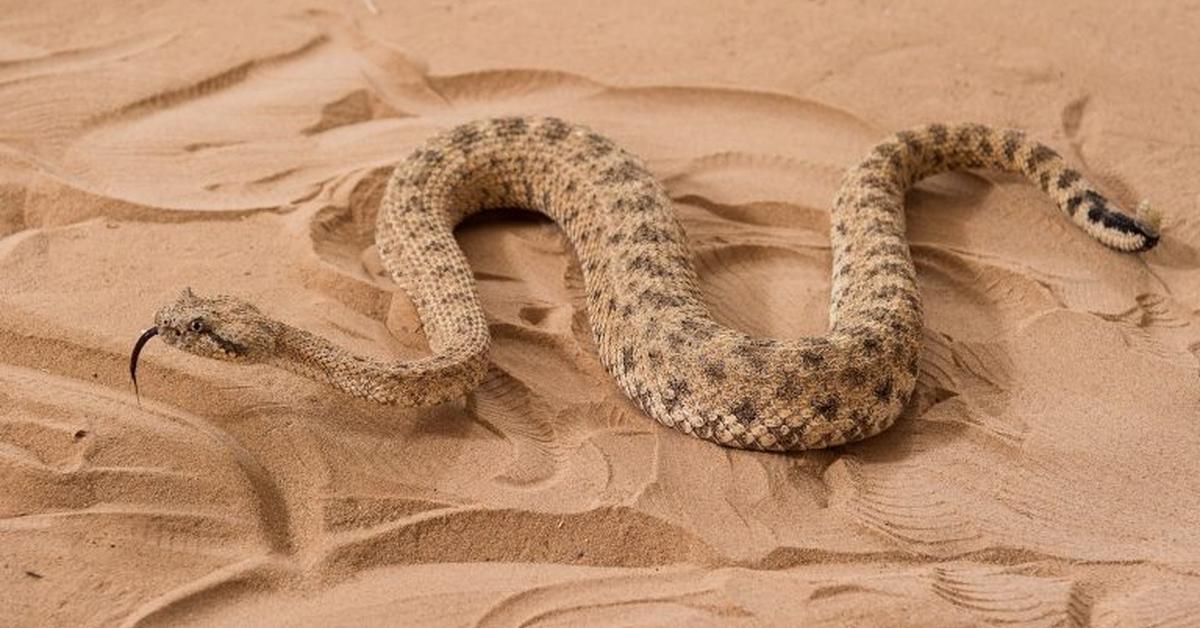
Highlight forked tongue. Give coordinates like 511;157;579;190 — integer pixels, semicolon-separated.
130;327;159;405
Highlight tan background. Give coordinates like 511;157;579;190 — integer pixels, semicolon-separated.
2;1;1198;625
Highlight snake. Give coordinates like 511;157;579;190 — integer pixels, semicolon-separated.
130;117;1160;451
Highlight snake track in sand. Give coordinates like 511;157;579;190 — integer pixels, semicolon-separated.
134;117;1160;451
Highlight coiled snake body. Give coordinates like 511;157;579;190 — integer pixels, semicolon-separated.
132;117;1159;451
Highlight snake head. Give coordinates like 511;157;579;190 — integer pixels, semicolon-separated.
150;288;277;363
130;289;278;401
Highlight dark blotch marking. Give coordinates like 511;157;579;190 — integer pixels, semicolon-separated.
599;160;643;185
1066;194;1084;216
494;117;528;136
800;349;825;368
732;342;767;370
1057;168;1082;190
681;317;716;341
954;124;978;145
703;362;726;383
840;367;866;387
614;193;657;213
858;173;899;194
1103;211;1141;234
638;289;686;309
631;223;672;243
1090;204;1147;236
404;194;428;215
871;285;901;300
865;242;906;258
621;346;636;373
627;254;670;277
872;141;900;159
540;117;572;142
731;398;760;425
1025;144;1058;171
585;132;612;148
1083;191;1116;227
646;349;664;367
206;331;247;357
574;132;615;161
1002;131;1023;162
813;396;840;421
896;130;921;154
874;377;894;402
449;125;482;151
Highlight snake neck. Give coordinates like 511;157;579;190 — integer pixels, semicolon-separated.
265;319;488;406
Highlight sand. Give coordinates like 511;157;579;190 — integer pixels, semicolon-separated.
2;1;1199;626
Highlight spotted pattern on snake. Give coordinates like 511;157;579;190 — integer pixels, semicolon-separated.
138;117;1160;451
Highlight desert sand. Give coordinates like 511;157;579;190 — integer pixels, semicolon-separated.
2;1;1199;626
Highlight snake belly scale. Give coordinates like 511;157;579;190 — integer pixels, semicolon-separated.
135;117;1159;451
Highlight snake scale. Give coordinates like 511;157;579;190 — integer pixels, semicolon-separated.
132;117;1160;451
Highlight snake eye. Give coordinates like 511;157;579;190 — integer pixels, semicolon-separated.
189;319;204;333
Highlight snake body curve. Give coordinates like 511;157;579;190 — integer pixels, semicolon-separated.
140;117;1159;451
368;117;1157;450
